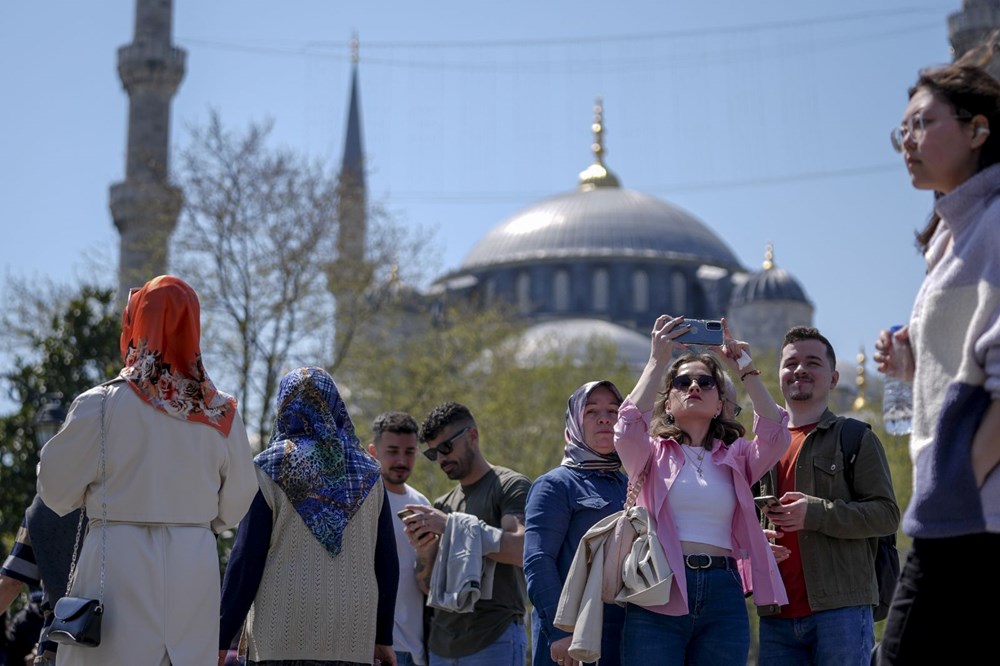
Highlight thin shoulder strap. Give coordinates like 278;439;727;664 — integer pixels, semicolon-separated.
838;417;870;494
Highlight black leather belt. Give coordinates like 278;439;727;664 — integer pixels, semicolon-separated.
684;554;737;570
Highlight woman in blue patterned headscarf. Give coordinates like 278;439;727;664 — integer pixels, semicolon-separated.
219;367;399;666
523;380;628;666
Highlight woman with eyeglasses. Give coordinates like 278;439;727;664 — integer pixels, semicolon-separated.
523;379;628;666
873;47;1000;665
614;315;790;665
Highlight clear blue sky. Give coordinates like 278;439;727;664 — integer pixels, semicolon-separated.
0;1;958;400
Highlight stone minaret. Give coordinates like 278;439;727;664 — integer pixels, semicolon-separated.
949;0;1000;77
109;0;186;300
329;37;370;357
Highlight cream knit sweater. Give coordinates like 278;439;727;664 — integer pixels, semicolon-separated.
244;467;383;662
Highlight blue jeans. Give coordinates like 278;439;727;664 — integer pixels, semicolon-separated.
758;605;874;666
395;651;423;666
429;621;527;666
622;566;749;666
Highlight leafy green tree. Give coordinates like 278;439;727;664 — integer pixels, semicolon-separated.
0;285;120;542
342;300;635;501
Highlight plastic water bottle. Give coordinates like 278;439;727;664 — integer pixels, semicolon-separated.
882;325;913;436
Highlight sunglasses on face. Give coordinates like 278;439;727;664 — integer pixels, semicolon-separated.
422;426;470;461
670;374;718;391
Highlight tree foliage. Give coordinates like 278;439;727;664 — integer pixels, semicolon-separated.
341;300;636;501
172;112;429;444
0;285;120;541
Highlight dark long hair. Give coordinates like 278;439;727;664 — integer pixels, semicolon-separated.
650;353;745;449
909;41;1000;252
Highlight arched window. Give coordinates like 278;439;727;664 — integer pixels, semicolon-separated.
672;272;687;312
632;269;649;313
516;272;531;314
484;278;495;306
554;269;570;312
593;268;609;311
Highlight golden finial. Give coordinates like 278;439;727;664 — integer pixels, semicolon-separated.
851;345;868;411
351;33;359;64
762;242;775;271
579;97;621;191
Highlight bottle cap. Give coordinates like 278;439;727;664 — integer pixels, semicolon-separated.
889;324;904;334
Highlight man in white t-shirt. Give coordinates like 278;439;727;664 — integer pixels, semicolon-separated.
369;411;431;666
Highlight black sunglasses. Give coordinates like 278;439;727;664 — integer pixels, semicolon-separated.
670;374;718;391
423;426;470;461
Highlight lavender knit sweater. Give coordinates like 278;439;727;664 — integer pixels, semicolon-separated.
906;162;1000;537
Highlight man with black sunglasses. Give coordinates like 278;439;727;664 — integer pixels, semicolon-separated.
402;402;531;666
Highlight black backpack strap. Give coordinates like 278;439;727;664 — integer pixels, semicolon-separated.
838;417;870;496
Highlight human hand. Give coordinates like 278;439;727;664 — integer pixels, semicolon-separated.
403;505;447;540
711;318;752;376
874;326;915;381
649;314;690;363
374;644;397;666
765;492;808;532
550;636;579;666
763;528;790;563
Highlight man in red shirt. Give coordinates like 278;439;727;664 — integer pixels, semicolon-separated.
755;326;899;666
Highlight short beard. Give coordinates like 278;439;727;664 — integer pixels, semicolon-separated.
787;389;813;401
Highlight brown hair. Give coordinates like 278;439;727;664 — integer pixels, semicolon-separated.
782;326;836;368
650;353;745;449
909;40;1000;251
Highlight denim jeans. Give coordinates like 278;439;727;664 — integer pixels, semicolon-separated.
429;621;527;666
622;566;749;666
758;605;874;666
395;651;424;666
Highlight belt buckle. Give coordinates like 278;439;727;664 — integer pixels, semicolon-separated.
685;553;712;569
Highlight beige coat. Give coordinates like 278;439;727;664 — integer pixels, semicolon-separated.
38;382;258;666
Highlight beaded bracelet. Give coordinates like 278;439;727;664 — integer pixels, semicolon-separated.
740;369;761;381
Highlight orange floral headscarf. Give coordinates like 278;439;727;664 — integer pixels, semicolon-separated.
119;275;237;436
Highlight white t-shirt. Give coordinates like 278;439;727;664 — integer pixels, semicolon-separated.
386;484;431;664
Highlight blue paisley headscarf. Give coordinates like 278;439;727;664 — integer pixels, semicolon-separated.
255;367;380;558
561;379;624;471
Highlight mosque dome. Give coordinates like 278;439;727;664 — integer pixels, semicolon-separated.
513;318;651;369
460;187;743;272
729;243;811;307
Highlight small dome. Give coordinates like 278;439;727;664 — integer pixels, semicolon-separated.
730;244;810;307
513;318;650;369
460;188;743;271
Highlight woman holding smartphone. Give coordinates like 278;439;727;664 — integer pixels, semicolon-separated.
614;315;790;665
874;48;1000;664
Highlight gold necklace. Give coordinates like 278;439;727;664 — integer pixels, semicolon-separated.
681;444;707;478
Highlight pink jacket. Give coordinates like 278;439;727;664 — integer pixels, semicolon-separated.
614;399;791;615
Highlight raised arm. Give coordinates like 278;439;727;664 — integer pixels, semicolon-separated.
629;314;688;411
710;318;782;424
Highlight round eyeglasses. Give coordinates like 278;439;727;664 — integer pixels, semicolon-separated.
890;110;971;153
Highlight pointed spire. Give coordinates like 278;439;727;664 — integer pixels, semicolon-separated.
341;35;365;185
578;97;621;191
762;242;775;270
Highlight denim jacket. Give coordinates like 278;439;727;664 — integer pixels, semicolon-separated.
756;410;900;615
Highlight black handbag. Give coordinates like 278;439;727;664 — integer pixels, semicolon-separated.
48;597;103;647
47;385;110;648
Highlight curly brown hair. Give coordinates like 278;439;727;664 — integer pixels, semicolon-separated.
650;353;746;448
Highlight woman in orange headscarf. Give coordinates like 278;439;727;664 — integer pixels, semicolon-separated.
38;275;259;666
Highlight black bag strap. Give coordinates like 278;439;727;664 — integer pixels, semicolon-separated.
837;417;870;497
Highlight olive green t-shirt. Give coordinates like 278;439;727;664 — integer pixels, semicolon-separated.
428;465;530;658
